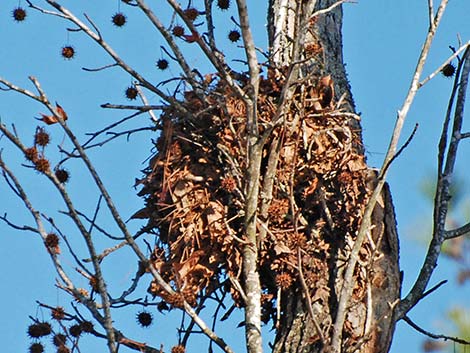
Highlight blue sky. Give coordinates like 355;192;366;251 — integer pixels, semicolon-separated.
1;1;470;353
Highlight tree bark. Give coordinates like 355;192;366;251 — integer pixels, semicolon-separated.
267;1;401;352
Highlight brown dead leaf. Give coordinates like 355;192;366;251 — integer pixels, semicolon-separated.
273;242;292;255
38;102;68;125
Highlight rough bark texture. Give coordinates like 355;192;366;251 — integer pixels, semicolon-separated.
267;1;401;352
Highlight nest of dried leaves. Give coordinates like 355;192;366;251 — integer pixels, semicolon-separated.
136;69;372;325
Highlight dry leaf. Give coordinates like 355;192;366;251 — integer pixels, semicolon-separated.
38;102;68;125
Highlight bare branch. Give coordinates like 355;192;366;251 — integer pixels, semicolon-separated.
134;84;160;123
404;315;470;345
419;42;470;87
204;0;217;51
380;123;419;178
236;0;260;104
427;0;434;28
460;132;470;139
83;13;102;39
311;0;356;18
0;76;42;103
70;209;124;241
0;212;38;234
26;0;68;19
444;222;470;239
82;63;119;72
100;103;165;111
421;280;447;299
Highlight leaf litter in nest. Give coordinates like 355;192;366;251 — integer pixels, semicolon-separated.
137;69;372;327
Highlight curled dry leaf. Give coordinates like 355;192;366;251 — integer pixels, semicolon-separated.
38;103;68;125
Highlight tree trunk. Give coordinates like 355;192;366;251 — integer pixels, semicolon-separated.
267;1;401;352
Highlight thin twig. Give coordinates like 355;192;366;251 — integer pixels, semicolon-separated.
100;103;165;111
420;280;447;299
82;63;119;72
297;247;324;343
0;213;38;233
444;222;470;239
380;123;419;179
404;316;470;345
134;85;160;123
460;132;470;139
311;0;356;18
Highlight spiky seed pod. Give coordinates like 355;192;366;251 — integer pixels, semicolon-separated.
228;30;240;42
55;168;70;183
34;157;50;173
52;333;67;347
275;273;293;290
29;342;44;353
12;7;27;22
136;310;153;327
61;46;75;60
28;324;43;338
183;8;199;21
25;146;39;162
28;322;52;338
289;232;307;248
221;176;236;192
156;59;169;70
34;127;50;147
68;324;82;338
45;233;60;248
51;306;66;321
112;12;127;27
125;86;138;100
216;0;230;10
172;25;185;37
171;345;186;353
79;320;94;333
442;63;456;77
